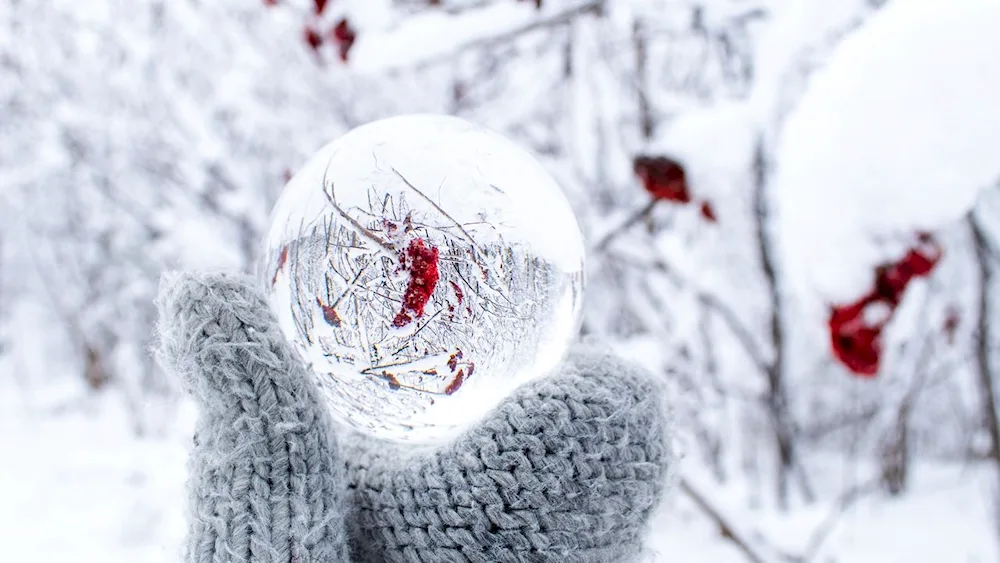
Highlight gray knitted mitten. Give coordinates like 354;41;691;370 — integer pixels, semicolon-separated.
156;271;672;563
157;272;350;563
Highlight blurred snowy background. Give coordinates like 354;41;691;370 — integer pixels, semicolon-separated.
3;0;1000;560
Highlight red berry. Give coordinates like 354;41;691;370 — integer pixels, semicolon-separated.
332;18;357;63
828;233;943;377
828;297;883;377
699;201;717;223
874;262;908;305
903;248;938;277
304;26;323;51
633;156;690;203
450;281;464;305
831;323;882;376
943;306;960;344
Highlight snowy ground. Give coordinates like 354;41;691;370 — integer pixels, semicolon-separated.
2;378;997;562
649;461;1000;562
1;382;193;562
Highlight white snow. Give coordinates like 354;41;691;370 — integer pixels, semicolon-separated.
775;0;1000;303
646;458;1000;562
3;378;997;562
650;101;758;202
0;381;193;562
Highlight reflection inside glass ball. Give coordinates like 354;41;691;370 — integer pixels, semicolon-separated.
261;114;585;444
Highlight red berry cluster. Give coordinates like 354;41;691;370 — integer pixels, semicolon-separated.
269;0;547;62
265;0;356;62
633;156;717;223
303;17;355;62
392;238;441;328
828;234;942;377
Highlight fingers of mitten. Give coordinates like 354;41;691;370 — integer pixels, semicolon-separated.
346;349;673;562
185;406;351;563
500;346;673;489
158;272;353;561
559;343;671;437
155;270;308;411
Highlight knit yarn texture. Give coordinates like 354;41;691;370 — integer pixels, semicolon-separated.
156;272;672;563
157;272;349;563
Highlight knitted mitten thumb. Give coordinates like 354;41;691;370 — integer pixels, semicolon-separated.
155;271;350;563
343;349;673;563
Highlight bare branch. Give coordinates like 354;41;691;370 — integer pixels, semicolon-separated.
752;139;810;506
633;18;654;140
408;1;604;70
970;212;1000;540
328;265;368;310
646;255;772;378
392;167;477;245
680;478;776;563
797;481;879;562
593;199;659;252
322;182;396;253
684;474;879;563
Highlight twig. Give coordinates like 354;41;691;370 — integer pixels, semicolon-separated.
608;246;770;377
392;309;445;352
970;211;1000;541
973;181;1000;265
322;182;396;253
633;18;654;140
408;0;605;70
646;256;771;377
328;265;368;310
392;168;477;245
680;477;773;563
799;406;880;442
751;139;809;506
796;480;879;562
593;199;658;252
683;474;876;563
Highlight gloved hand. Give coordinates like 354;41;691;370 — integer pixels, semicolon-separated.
155;271;673;563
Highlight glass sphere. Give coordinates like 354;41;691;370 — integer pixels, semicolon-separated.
260;114;585;444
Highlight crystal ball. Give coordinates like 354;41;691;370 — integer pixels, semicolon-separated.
260;114;585;444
